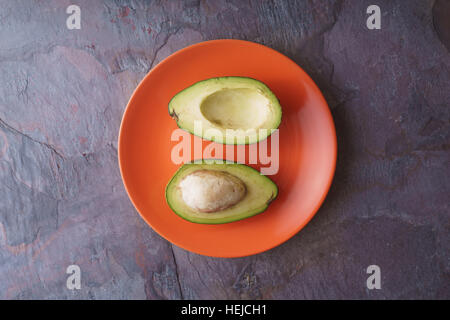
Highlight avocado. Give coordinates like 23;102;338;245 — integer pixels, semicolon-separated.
168;77;282;144
165;160;278;224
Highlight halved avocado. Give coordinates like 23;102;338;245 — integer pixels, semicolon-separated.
165;160;278;224
168;77;282;144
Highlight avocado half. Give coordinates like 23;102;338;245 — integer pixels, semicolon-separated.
168;77;282;145
165;160;278;224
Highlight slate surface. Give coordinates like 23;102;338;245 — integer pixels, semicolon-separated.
0;0;448;299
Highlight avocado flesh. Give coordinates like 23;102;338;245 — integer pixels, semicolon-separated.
165;160;278;224
168;77;282;144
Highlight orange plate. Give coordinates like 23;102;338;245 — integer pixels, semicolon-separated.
118;40;337;257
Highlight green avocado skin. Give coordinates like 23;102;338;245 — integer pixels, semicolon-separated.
168;76;282;145
165;160;278;224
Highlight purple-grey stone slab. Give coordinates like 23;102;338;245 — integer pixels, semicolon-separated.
0;0;448;299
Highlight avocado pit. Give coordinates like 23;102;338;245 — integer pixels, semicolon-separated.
178;169;246;213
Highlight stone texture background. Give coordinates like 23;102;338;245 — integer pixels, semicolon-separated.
0;0;448;299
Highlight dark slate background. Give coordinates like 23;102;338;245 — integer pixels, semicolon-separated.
0;0;448;299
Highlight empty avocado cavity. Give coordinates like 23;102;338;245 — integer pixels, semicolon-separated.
168;77;282;144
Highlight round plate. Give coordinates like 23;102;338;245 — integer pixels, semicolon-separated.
118;40;336;257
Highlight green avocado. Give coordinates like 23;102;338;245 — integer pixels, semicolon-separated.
168;77;282;144
165;160;278;224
